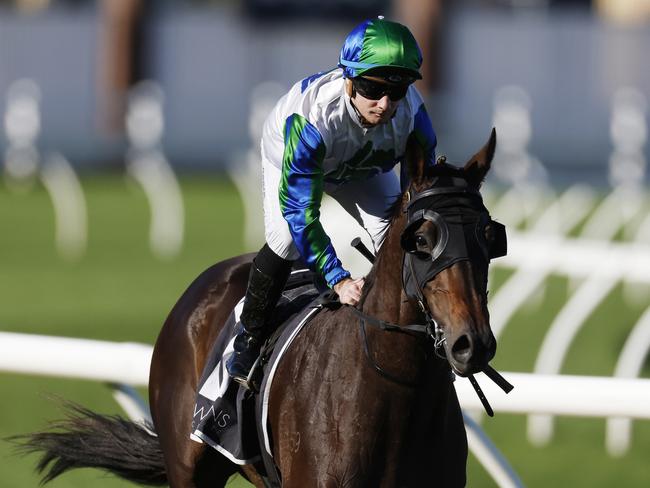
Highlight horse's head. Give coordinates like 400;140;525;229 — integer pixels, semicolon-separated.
400;128;505;376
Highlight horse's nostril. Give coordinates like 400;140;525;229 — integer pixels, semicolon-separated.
451;335;472;362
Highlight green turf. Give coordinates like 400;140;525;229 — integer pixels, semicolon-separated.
1;176;648;487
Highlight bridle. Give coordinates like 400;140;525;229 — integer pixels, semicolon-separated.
401;176;506;310
349;174;512;414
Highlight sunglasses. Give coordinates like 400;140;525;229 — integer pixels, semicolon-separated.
352;77;410;102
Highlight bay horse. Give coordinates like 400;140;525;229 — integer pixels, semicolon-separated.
18;129;501;487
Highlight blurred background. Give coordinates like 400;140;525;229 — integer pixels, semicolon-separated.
1;0;650;487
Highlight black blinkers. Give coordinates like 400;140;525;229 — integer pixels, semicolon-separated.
400;181;507;301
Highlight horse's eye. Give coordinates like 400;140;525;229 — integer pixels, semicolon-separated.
415;235;428;249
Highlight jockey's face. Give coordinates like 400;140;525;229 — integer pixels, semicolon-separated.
348;76;407;126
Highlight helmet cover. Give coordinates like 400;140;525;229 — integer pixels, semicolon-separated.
338;18;423;82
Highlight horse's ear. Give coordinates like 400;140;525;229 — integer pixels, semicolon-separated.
464;128;496;188
404;134;426;185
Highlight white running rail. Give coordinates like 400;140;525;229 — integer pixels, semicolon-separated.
464;412;525;488
0;332;152;385
2;331;649;420
5;331;650;487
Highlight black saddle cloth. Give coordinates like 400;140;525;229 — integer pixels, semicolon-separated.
190;269;324;465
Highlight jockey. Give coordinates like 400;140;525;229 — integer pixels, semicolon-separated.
227;17;438;388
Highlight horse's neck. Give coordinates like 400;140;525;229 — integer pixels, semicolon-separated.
361;210;420;325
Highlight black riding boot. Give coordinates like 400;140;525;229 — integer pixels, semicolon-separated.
226;245;292;389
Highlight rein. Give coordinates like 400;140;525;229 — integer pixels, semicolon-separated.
349;306;444;388
350;296;508;418
350;295;511;415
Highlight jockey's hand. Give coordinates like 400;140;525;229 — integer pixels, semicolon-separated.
333;277;365;306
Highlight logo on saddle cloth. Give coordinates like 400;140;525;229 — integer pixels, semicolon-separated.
193;404;231;428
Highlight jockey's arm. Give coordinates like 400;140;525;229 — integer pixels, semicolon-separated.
279;113;351;289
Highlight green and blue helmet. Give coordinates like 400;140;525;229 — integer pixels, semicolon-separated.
338;18;423;82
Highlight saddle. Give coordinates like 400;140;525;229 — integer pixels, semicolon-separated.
190;268;338;483
247;269;329;391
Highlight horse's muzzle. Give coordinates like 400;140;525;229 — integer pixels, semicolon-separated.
446;327;496;377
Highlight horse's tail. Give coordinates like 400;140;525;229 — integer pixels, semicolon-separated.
12;403;167;486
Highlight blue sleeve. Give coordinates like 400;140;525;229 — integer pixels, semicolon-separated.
279;113;351;287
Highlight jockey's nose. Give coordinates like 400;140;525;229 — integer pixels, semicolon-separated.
376;95;391;110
